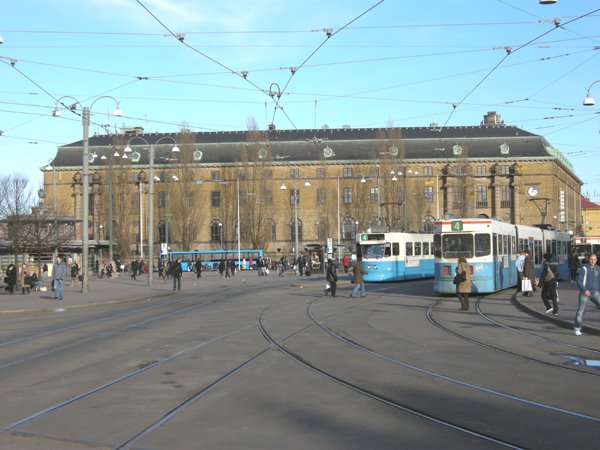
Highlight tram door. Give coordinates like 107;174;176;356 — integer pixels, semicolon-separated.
492;233;500;290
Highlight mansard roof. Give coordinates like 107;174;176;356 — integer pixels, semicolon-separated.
51;124;572;174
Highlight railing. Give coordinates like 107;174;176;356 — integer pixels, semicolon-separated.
500;200;512;208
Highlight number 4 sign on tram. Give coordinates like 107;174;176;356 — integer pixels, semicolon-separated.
451;221;463;231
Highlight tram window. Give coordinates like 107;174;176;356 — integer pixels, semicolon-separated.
512;236;516;254
441;234;473;258
545;240;551;255
518;238;525;252
423;242;430;255
363;244;385;259
502;235;508;255
406;242;413;256
492;234;498;256
552;240;557;256
392;242;399;256
434;235;441;258
385;243;392;257
475;233;491;257
414;242;422;256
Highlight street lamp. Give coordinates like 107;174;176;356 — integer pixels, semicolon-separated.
52;95;122;293
44;163;58;262
280;179;311;265
583;80;600;106
124;136;179;286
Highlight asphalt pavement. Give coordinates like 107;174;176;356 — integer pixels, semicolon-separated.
1;271;599;336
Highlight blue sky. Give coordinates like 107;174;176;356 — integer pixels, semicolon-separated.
1;0;599;201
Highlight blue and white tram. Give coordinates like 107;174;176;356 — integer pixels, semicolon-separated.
433;218;571;294
356;232;434;282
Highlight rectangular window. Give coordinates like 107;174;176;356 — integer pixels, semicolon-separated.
369;167;379;178
131;193;138;210
158;171;167;182
239;169;247;180
262;191;273;205
290;188;299;205
343;167;353;178
454;189;463;204
158;191;166;208
370;187;379;203
392;242;399;256
316;167;325;178
477;165;487;176
414;242;422;256
423;166;433;176
406;242;413;256
317;188;325;204
424;186;433;203
476;186;487;207
343;187;353;204
455;165;463;176
211;190;220;207
211;170;220;181
423;242;430;255
501;165;511;175
290;168;299;179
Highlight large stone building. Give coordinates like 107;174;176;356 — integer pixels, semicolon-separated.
43;112;583;262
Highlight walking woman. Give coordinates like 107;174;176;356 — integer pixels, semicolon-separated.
456;255;472;310
568;249;579;284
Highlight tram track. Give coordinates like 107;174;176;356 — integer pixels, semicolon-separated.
424;296;600;378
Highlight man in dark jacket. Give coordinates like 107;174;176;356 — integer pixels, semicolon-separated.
324;259;338;297
171;259;183;291
540;253;559;315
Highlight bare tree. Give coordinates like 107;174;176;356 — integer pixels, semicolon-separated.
0;174;35;261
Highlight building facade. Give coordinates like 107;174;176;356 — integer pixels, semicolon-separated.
43;113;583;261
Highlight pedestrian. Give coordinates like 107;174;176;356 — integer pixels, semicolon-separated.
522;249;536;297
351;258;367;298
515;250;525;293
130;259;138;280
568;249;579;284
324;258;338;297
342;255;349;274
574;253;600;336
195;258;202;279
172;258;183;291
52;256;67;300
455;255;472;310
6;264;17;294
539;253;559;315
19;263;30;295
70;262;80;287
42;262;49;279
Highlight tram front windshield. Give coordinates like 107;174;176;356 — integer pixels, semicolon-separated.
440;233;491;259
361;243;387;259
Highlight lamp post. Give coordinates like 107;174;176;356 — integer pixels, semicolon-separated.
390;167;419;231
45;163;58;262
280;179;310;265
583;80;600;106
52;96;122;293
125;136;179;286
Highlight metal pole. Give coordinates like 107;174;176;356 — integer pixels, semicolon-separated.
139;179;143;259
165;177;169;254
294;190;299;262
403;170;407;232
82;106;90;293
436;173;440;219
108;157;114;263
237;178;241;269
147;145;154;286
337;176;340;244
52;165;58;262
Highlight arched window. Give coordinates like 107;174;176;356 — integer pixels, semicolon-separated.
342;217;357;241
288;218;303;242
422;215;435;233
315;218;328;240
477;213;490;219
210;220;223;243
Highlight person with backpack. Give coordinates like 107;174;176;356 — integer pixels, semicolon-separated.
455;255;471;310
324;258;338;298
539;253;559;315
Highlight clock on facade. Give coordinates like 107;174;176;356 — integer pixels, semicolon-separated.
528;186;539;197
